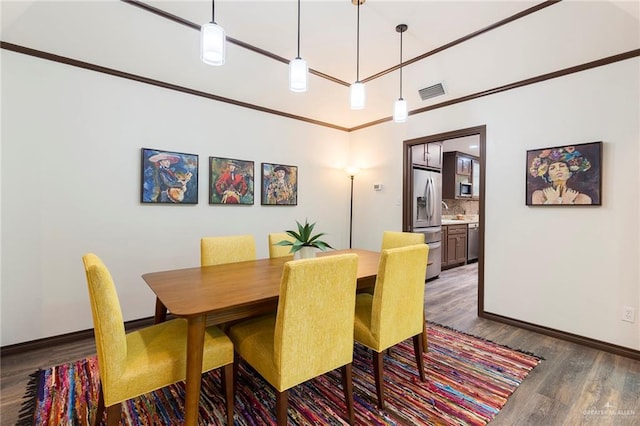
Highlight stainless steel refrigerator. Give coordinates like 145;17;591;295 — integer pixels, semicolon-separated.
411;167;442;280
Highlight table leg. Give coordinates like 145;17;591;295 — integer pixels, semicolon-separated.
154;297;167;324
184;315;205;426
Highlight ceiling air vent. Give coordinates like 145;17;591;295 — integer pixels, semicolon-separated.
418;83;445;101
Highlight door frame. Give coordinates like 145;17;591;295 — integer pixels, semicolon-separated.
403;125;486;315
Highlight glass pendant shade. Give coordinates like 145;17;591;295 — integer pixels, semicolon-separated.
200;22;226;66
393;98;408;122
350;82;365;110
289;57;308;92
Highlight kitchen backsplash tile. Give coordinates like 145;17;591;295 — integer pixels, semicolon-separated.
442;199;479;216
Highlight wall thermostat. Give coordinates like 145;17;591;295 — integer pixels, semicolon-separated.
373;184;383;191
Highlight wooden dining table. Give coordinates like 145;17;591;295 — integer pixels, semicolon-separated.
141;248;380;426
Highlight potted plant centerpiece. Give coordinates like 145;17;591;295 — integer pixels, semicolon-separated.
275;219;334;259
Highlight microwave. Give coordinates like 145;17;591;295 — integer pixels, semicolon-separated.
459;182;473;197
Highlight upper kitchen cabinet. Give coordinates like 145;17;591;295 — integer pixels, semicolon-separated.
456;155;472;176
442;151;479;199
472;158;480;199
412;142;443;170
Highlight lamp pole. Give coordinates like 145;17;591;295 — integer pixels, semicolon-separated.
345;167;359;249
349;174;354;248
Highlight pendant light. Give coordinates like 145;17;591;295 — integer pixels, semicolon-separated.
350;0;365;110
200;0;226;66
393;24;408;123
289;0;308;92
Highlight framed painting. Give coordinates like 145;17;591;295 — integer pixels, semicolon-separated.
209;157;255;205
526;141;602;206
261;163;298;205
141;148;198;204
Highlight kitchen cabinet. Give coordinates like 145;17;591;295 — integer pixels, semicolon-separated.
442;224;467;268
442;151;478;199
456;156;472;176
472;159;480;199
412;142;442;169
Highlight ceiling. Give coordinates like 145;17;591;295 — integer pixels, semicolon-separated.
442;135;479;157
1;1;638;130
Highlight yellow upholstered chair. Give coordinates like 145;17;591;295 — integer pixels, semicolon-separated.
229;254;359;425
82;253;235;426
381;231;429;352
155;235;258;323
353;244;429;409
201;234;256;266
268;232;295;259
381;230;425;249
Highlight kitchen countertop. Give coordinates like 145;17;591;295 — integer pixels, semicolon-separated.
441;216;479;225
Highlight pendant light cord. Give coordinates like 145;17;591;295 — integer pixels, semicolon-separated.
356;0;360;81
399;29;403;98
297;0;301;58
211;0;215;23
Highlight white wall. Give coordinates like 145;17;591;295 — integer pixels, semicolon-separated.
2;49;639;352
1;51;351;346
351;59;640;350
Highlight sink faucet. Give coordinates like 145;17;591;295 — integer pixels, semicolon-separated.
441;201;449;210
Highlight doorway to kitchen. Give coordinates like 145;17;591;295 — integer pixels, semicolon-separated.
402;125;486;316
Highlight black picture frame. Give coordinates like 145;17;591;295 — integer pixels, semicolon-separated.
141;148;199;204
526;141;602;206
261;163;298;205
209;157;255;205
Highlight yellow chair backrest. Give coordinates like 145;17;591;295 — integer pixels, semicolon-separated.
372;244;429;350
268;232;295;258
82;253;127;390
201;234;256;266
274;253;358;390
381;231;425;250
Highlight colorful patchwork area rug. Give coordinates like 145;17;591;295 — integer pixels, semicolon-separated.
21;323;541;425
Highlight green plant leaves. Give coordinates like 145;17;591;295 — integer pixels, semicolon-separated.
274;219;334;253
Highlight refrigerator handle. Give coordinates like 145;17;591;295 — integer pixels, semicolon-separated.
421;178;429;222
432;176;437;220
425;177;432;221
428;176;435;220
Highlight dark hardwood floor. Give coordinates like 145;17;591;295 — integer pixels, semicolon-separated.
426;263;640;426
1;262;639;425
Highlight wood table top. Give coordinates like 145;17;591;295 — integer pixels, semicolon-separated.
142;248;380;318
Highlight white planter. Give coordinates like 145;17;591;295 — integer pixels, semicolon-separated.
295;246;316;259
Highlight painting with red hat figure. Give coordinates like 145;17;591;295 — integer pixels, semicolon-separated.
526;141;602;206
141;148;199;204
209;157;255;205
261;163;298;205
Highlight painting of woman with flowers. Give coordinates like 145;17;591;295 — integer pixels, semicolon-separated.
526;142;602;205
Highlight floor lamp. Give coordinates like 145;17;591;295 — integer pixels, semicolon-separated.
345;167;360;248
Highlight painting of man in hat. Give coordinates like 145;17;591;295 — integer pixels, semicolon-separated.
210;157;254;204
262;163;297;205
141;148;198;204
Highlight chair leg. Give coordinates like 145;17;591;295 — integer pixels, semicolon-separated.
341;363;355;425
233;352;241;385
221;363;234;425
93;383;105;426
275;389;289;425
413;334;426;382
106;403;122;426
372;351;385;409
422;312;428;353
